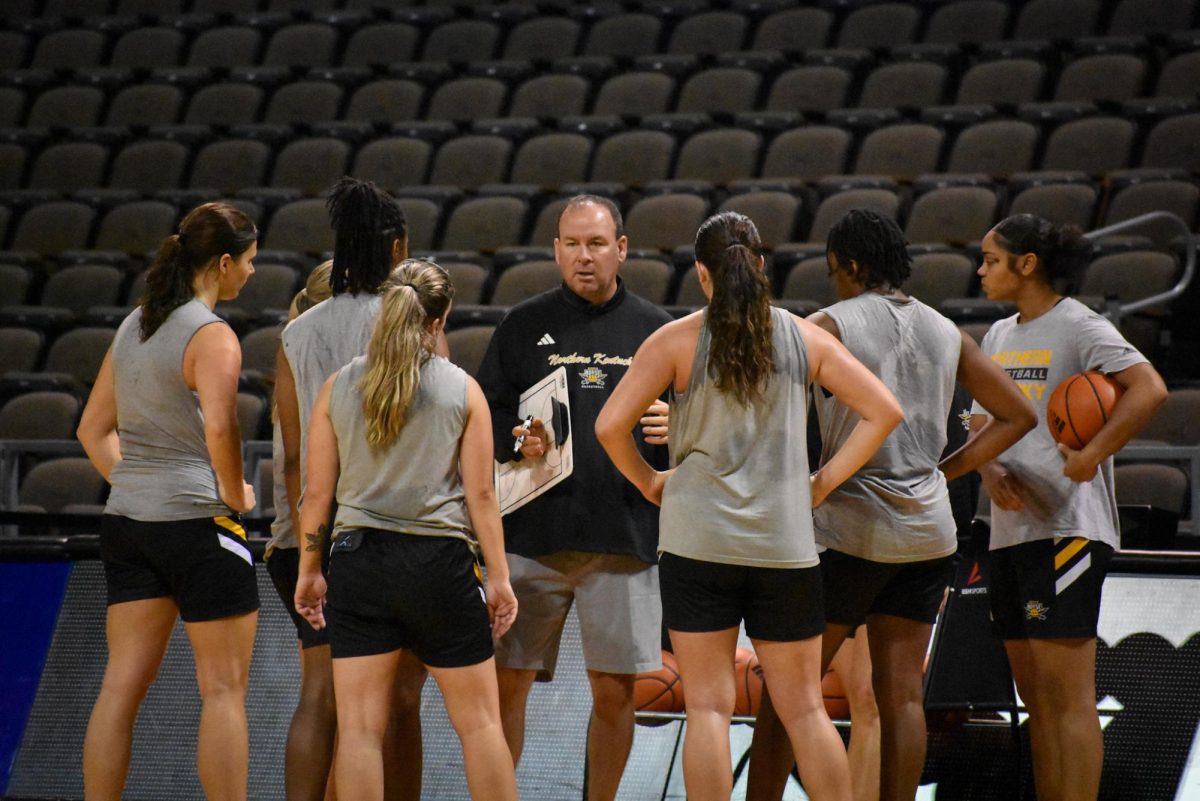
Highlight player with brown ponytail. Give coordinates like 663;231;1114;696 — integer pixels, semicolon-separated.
597;211;903;801
78;201;259;801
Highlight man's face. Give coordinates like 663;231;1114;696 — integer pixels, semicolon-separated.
554;203;627;305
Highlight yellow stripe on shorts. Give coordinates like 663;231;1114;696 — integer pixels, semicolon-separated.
214;516;247;541
1054;536;1087;570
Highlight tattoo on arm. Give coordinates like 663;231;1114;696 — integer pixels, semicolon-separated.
304;522;330;553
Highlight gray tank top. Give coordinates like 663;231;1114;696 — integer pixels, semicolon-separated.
106;299;231;521
660;306;817;568
280;292;381;488
328;354;473;543
267;419;292;551
813;293;960;562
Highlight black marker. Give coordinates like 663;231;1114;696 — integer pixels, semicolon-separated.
513;415;534;453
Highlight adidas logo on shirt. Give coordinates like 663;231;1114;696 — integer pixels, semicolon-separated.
537;333;556;346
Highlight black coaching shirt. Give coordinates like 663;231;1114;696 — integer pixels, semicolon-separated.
476;280;672;564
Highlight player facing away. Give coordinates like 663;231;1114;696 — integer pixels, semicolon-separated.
746;209;1035;801
973;213;1167;801
597;211;905;801
294;260;519;801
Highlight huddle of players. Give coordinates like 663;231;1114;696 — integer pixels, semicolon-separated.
276;184;1166;801
81;175;1167;801
273;188;1161;801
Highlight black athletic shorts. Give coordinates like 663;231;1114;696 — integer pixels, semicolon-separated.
100;514;259;623
266;546;330;649
325;527;493;667
989;537;1113;640
658;551;824;642
821;548;955;627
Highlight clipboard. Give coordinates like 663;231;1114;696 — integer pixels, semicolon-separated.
495;366;573;516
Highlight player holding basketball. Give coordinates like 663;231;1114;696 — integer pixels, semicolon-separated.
597;211;903;801
972;214;1166;801
747;209;1036;801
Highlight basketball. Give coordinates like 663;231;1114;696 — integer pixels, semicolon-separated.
1046;371;1125;449
634;649;684;724
822;667;850;721
734;647;763;717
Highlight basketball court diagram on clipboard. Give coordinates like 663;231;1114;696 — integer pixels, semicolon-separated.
495;366;573;516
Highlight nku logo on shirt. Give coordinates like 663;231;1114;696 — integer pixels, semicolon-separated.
580;367;607;388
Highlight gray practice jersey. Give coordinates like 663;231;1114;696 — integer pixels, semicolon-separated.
107;300;231;521
328;354;473;544
814;293;961;562
972;298;1146;550
273;292;380;549
661;307;817;568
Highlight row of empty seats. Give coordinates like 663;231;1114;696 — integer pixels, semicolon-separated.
1;166;1197;265
6;46;1200;132
0;237;1181;370
3;110;1199;212
3;0;1198;71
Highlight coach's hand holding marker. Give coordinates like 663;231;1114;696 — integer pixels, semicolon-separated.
512;416;548;459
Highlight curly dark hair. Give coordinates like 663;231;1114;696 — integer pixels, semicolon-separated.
825;209;912;291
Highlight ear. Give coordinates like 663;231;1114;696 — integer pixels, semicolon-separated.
392;237;409;265
1017;252;1039;277
616;234;628;263
218;253;232;272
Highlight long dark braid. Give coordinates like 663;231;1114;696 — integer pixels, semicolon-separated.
325;177;408;296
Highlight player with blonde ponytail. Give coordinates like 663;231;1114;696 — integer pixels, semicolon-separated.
296;259;519;801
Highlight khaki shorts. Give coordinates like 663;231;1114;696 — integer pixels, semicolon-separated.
494;550;661;680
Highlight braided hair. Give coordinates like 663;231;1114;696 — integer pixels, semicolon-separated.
326;177;408;296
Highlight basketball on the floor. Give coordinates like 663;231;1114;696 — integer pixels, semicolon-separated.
634;649;684;723
1046;370;1124;449
733;647;763;717
822;667;850;721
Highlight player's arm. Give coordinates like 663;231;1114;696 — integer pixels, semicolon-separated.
1058;362;1167;482
940;330;1036;481
189;322;254;513
969;413;1026;511
295;374;338;630
461;377;517;639
275;344;303;528
800;316;903;507
76;347;121;481
596;324;680;505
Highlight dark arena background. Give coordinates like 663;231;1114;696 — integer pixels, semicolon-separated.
2;0;1200;799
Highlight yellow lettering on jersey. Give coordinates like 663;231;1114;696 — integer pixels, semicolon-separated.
991;349;1053;368
592;353;633;366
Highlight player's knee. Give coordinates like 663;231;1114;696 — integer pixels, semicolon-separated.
100;665;159;703
589;672;637;714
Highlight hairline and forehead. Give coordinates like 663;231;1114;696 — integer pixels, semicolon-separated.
556;195;625;242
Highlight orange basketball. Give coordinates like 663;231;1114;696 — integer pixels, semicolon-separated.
1046;371;1124;449
734;647;763;716
822;666;850;721
634;649;685;724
